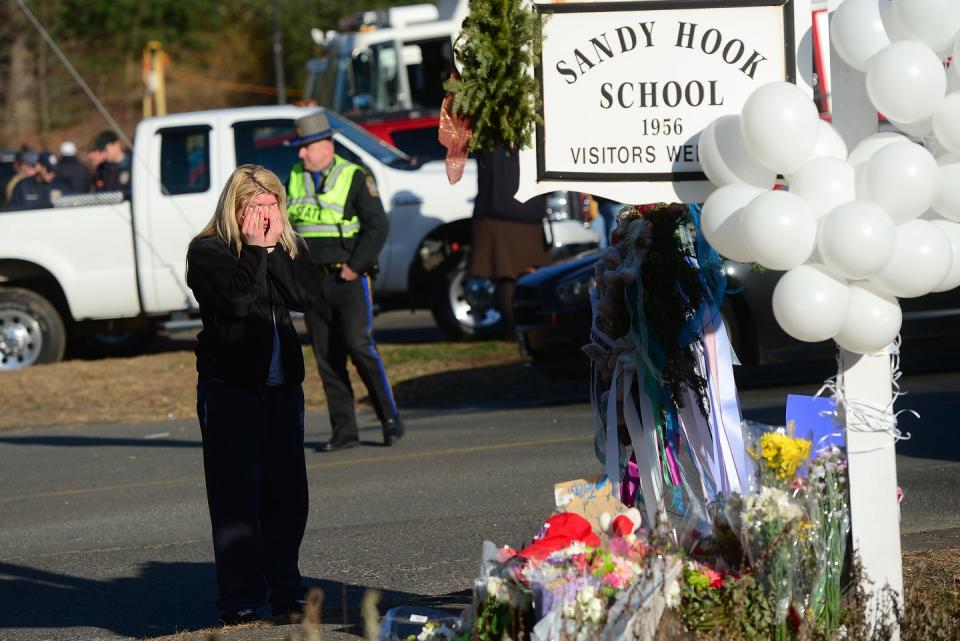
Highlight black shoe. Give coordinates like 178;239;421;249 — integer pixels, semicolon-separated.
219;607;259;626
317;437;359;452
272;599;308;625
383;417;405;446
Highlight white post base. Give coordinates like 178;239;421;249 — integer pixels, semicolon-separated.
840;348;903;639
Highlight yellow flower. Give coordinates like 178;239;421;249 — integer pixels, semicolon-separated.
752;432;812;480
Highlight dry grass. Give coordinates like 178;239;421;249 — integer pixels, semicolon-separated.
902;547;960;619
0;342;537;431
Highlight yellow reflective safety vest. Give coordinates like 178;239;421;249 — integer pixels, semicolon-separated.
287;156;361;238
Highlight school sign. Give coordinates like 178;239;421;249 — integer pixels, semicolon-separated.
516;0;813;204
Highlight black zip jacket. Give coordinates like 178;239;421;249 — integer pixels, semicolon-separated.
301;169;389;273
186;236;321;387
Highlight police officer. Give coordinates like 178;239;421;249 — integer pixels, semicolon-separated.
89;130;132;195
9;152;70;209
286;111;405;451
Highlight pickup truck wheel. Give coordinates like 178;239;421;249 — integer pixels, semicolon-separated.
0;287;66;370
429;249;503;340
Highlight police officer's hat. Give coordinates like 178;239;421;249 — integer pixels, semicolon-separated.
285;112;336;147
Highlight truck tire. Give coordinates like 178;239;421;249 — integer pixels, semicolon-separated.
429;248;503;340
0;287;67;370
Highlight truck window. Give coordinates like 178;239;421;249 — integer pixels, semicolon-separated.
354;41;401;113
160;127;210;195
404;37;452;110
233;121;300;185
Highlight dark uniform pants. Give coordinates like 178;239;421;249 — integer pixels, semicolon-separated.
305;274;399;441
197;380;308;615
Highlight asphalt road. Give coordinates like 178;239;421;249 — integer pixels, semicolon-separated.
1;312;958;640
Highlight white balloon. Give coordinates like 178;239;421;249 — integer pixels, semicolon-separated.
697;115;777;189
932;93;960;154
700;185;765;262
817;201;896;279
879;0;911;42
888;117;933;138
892;0;960;53
831;0;893;71
872;219;953;297
803;120;848;163
789;157;856;218
932;161;960;221
772;264;851;343
740;190;818;270
861;142;941;223
847;132;910;166
930;220;960;291
949;64;960;92
740;82;821;174
866;41;947;123
936;151;960;164
833;282;903;355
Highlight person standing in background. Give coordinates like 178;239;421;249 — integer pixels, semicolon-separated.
285;111;405;453
56;141;92;194
4;148;38;204
10;153;71;209
89;130;132;194
470;146;551;338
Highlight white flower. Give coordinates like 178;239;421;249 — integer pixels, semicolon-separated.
576;585;596;605
584;597;605;624
664;576;682;608
417;622;456;641
562;602;577;619
496;582;514;605
486;576;503;601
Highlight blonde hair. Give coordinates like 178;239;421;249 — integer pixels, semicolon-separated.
193;164;300;258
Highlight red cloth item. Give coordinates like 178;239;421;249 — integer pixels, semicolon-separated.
610;514;635;538
438;67;473;185
518;513;601;559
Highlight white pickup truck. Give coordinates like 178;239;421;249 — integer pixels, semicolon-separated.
0;105;597;370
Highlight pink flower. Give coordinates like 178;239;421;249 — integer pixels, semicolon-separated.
497;546;519;564
704;568;724;589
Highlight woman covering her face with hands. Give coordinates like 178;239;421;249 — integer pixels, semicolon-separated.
186;164;321;626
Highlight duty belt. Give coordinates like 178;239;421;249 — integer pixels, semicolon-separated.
317;262;343;276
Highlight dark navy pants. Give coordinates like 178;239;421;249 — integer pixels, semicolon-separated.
305;274;399;441
196;380;308;615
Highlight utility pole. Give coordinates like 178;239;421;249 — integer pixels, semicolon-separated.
272;0;287;105
142;41;167;118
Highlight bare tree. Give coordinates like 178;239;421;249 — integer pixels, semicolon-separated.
4;0;38;146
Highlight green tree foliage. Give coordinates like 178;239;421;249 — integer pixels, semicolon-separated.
1;0;421;146
444;0;541;153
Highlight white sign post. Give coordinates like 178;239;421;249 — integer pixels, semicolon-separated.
828;4;903;636
518;0;812;203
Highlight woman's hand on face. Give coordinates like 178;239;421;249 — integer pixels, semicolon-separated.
264;207;283;247
240;207;268;247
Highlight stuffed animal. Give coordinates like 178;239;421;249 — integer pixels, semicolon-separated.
598;507;642;544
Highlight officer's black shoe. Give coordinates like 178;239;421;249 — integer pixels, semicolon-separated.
383;417;405;446
219;607;260;626
317;437;360;453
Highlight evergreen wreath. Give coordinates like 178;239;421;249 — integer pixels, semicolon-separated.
629;203;711;416
443;0;543;152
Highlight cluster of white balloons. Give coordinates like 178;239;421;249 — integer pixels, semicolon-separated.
699;66;960;354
